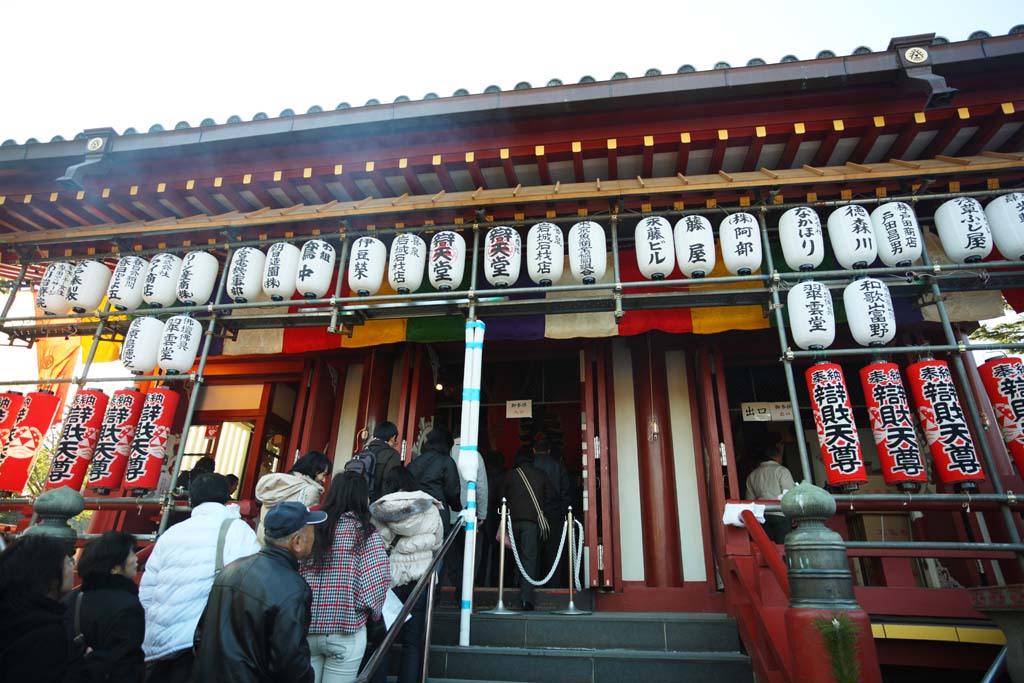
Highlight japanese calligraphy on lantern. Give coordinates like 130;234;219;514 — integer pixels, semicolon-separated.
388;233;426;293
985;192;1024;261
263;242;300;301
870;202;922;267
45;389;110;491
0;392;25;455
843;277;895;347
88;388;145;493
806;363;867;489
143;253;182;308
779;206;824;271
978;356;1024;475
484;226;522;287
124;388;180;493
860;362;926;488
673;215;715;278
108;256;147;311
37;261;74;315
429;231;466;291
635;216;675;280
788;280;835;350
827;205;877;269
227;247;266;303
348;236;386;296
906;359;985;488
934;197;993;264
568;221;607;284
527;222;564;286
0;390;61;494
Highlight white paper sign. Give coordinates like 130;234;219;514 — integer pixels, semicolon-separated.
741;402;772;422
382;589;411;629
770;402;793;421
506;399;532;419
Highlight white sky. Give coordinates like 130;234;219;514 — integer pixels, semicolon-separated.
1;0;1021;143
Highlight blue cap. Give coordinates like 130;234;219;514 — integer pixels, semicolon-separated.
263;501;328;540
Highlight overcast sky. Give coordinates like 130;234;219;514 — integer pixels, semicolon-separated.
1;0;1020;143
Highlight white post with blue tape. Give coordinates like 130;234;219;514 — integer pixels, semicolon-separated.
457;319;485;647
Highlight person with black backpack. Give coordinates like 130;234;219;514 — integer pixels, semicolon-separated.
406;426;462;537
347;421;402;503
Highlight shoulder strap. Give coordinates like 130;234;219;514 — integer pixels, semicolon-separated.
72;592;85;645
516;468;544;520
215;518;235;575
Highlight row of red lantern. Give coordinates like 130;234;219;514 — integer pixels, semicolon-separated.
806;359;986;492
0;387;178;495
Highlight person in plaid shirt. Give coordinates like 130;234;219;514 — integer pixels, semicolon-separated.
300;472;391;683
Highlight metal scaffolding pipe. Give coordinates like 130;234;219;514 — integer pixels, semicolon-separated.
844;541;1024;552
758;208;814;483
0;262;29;322
0;373;195;387
787;342;1024;360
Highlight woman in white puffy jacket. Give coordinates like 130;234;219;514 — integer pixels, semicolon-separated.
366;466;442;683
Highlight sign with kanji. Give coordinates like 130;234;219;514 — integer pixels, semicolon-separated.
44;389;110;491
806;363;867;489
0;390;61;494
0;392;26;455
978;356;1024;475
906;359;985;488
123;388;181;494
860;362;927;489
506;400;532;419
88;388;145;494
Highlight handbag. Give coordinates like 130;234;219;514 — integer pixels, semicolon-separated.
516;468;551;541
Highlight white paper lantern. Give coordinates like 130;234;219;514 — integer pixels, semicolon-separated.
843;277;896;347
177;251;220;306
428;231;466;291
673;215;716;278
526;222;564;286
719;213;762;275
296;239;336;299
143;254;182;308
984;192;1024;261
263;243;300;301
36;262;74;316
224;247;266;304
568;221;607;284
779;206;824;271
635;216;676;280
484;226;523;288
870;202;922;267
788;280;835;350
121;317;165;375
158;315;203;374
348;237;387;296
66;261;112;313
388;234;426;294
107;256;147;312
934;197;993;264
827;205;877;270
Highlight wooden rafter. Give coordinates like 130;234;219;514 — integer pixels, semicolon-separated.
885;113;927;160
742;127;767;172
4;152;1019;248
847;116;887;164
920;109;971;159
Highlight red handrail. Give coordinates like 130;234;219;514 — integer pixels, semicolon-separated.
741;508;790;600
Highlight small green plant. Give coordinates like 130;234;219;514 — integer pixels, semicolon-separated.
811;612;861;683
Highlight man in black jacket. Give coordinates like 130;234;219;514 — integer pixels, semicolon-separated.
407;426;462;536
498;448;553;611
366;421;402;502
531;440;575;587
193;502;327;683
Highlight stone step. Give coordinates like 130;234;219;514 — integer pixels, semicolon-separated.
431;611;742;653
428;645;754;683
436;586;595;612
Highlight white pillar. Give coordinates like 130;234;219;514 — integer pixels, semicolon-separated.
458;319;485;647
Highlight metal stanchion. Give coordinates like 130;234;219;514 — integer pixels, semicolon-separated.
482;499;514;615
420;570;438;683
553;506;590;616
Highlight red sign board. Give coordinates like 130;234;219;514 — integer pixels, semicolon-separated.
978;356;1024;475
0;390;62;494
860;362;927;489
806;363;868;490
44;389;110;492
88;388;145;494
123;388;180;494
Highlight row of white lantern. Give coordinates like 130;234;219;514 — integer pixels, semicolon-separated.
120;315;203;374
34;193;1024;313
787;277;897;350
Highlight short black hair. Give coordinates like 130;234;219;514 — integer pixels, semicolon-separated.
533;439;551;455
382;466;417;495
225;474;239;487
0;535;72;608
373;421;399;442
190;473;230;506
290;451;331;478
425;426;452;451
192;456;216;474
77;531;136;583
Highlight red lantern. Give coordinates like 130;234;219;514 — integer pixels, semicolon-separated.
44;389;109;492
87;388;145;494
805;363;868;490
860;362;927;490
906;359;986;489
123;388;180;494
0;392;25;454
978;357;1024;475
0;390;61;494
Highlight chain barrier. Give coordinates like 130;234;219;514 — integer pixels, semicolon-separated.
505;515;585;591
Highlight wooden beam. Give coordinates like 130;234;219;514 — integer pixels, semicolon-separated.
500;148;519;187
885;113;927;160
464;152;487;190
606;139;618;181
432;155;456;193
572;141;585;182
676;133;691;175
998;123;1024;155
299;176;337;204
399;159;426;196
811;120;845;166
535;145;551;186
848;115;887;164
708;130;728;174
742;126;767;172
641;135;655;178
920;109;971;159
960;104;1013;156
777;123;806;169
4;154;1020;248
2;205;49;231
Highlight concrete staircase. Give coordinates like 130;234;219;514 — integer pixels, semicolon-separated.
425;611;754;683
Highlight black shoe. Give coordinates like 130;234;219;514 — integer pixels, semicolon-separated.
521;601;535;611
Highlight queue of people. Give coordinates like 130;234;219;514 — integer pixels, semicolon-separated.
0;420;576;683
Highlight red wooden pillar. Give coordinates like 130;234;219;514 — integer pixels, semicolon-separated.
353;348;395;452
630;338;683;587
